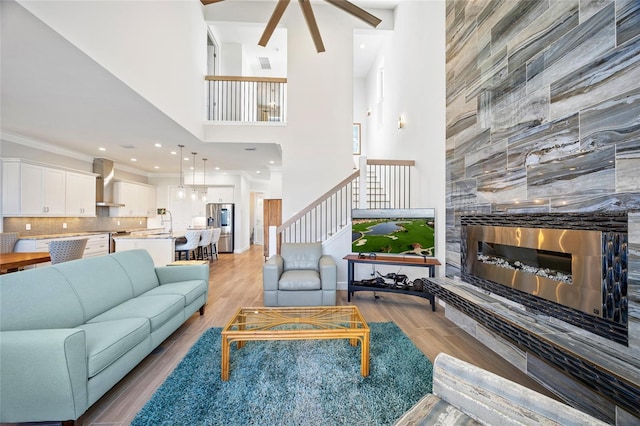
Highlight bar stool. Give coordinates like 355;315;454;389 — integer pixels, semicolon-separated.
175;230;202;260
197;228;214;260
211;228;222;260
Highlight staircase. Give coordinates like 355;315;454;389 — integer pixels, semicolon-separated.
272;159;414;252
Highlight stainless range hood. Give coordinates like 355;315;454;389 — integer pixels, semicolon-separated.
93;158;125;207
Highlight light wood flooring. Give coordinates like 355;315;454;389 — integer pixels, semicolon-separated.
73;245;551;425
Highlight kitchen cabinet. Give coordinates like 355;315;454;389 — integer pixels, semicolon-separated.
2;159;66;216
110;181;157;217
65;171;96;217
14;233;109;267
2;159;96;217
207;186;234;203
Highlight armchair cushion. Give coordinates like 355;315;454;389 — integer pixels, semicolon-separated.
278;270;321;290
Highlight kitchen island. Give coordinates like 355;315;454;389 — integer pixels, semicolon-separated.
113;233;180;266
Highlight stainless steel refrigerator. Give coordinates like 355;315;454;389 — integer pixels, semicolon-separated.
206;203;234;253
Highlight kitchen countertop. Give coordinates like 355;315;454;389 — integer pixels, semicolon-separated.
16;228;166;240
17;231;110;240
113;233;179;240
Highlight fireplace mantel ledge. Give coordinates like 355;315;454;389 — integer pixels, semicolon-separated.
425;277;639;420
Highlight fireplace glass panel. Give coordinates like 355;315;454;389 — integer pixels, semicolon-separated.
478;242;572;284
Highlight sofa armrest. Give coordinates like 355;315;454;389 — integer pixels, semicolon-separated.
319;255;337;291
155;264;210;285
0;329;88;423
263;255;284;291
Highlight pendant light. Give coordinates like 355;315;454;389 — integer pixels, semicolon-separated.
201;158;208;202
191;152;198;200
177;144;185;199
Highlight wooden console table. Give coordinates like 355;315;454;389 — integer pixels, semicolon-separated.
344;254;440;311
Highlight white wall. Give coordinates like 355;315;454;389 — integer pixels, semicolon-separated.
203;2;393;222
17;0;207;140
363;2;447;275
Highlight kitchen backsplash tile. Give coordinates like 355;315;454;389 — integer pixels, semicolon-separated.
3;216;148;236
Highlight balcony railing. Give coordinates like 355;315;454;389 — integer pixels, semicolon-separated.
205;75;287;123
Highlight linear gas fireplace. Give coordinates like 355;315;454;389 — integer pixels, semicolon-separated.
461;213;629;345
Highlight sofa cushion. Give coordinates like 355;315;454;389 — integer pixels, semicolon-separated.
87;294;183;333
52;256;135;322
77;318;150;378
281;243;321;270
0;268;84;331
140;279;207;306
278;270;321;291
109;249;160;296
393;394;479;426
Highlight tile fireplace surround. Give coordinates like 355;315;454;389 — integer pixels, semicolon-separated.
426;213;639;425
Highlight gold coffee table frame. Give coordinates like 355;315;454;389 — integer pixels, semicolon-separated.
221;306;370;381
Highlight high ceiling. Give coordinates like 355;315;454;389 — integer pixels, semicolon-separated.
1;1;394;181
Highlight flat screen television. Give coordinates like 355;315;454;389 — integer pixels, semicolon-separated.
351;208;436;257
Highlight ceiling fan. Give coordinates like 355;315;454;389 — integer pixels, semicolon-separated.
201;0;382;53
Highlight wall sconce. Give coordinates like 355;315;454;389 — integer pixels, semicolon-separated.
397;115;406;129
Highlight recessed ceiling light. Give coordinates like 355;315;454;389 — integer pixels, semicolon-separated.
256;170;261;174
130;158;137;162
215;167;220;170
190;166;194;170
170;151;177;155
154;166;160;169
184;157;189;161
360;44;366;49
269;160;275;164
98;147;106;151
154;143;162;148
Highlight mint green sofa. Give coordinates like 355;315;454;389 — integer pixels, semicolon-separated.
0;249;209;424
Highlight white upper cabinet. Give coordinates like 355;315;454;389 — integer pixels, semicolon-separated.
2;159;94;217
66;171;96;217
110;181;157;217
207;186;234;203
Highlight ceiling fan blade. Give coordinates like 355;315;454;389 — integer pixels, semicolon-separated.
258;0;291;47
201;0;225;5
324;0;381;28
298;0;325;53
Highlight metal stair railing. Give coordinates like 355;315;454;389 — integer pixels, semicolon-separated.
273;159;415;252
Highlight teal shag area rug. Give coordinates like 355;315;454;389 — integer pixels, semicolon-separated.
132;322;433;426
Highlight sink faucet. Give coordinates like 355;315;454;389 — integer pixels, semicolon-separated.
161;210;173;234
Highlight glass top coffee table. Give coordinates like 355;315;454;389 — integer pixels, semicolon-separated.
221;306;370;381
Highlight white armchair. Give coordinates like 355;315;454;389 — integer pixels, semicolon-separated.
263;242;337;306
